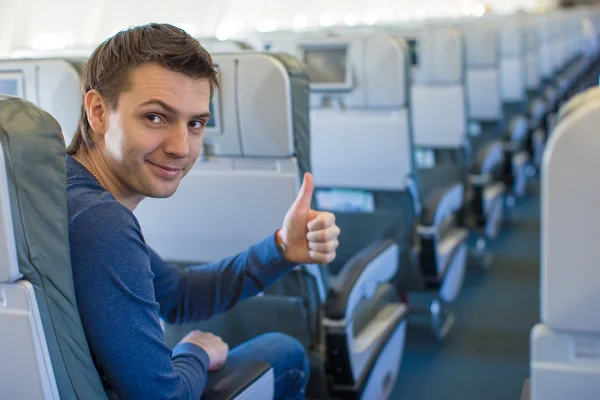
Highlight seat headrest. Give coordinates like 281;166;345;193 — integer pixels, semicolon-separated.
203;52;309;165
524;20;539;51
462;23;499;67
499;19;525;57
396;27;464;84
270;34;409;108
0;95;107;399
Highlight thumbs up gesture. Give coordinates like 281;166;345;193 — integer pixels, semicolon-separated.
278;172;340;265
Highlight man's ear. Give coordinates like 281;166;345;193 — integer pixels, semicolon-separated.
85;89;109;138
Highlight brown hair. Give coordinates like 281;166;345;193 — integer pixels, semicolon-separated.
67;23;218;155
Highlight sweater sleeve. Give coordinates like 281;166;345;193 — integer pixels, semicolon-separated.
151;232;298;325
69;201;210;400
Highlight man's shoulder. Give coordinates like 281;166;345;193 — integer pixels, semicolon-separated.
67;182;135;226
66;157;139;236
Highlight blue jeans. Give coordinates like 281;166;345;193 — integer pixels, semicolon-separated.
227;332;310;400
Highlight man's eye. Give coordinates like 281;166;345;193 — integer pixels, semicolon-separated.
146;114;163;124
189;120;204;129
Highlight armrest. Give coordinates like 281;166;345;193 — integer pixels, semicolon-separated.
324;240;398;320
507;114;529;145
529;98;547;123
470;140;504;178
202;361;273;400
419;182;464;228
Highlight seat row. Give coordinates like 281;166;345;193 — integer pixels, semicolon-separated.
1;6;600;400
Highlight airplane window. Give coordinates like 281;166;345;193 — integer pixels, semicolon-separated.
304;47;348;84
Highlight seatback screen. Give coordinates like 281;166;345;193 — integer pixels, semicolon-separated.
304;47;348;84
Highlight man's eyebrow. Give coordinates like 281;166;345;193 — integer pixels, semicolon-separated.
138;99;212;120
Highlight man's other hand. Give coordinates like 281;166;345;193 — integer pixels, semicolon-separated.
180;330;229;371
279;172;341;265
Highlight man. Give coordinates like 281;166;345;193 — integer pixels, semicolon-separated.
66;23;340;400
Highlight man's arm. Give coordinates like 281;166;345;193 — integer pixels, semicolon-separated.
152;172;341;325
70;202;210;400
151;232;296;324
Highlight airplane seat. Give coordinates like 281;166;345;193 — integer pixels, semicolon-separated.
498;22;533;200
0;95;274;400
0;95;107;400
0;58;83;145
527;86;600;400
523;18;550;170
134;51;409;400
400;25;504;249
461;23;508;241
294;33;467;340
398;28;470;196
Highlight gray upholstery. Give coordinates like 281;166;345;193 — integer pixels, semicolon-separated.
325;191;424;291
416;151;467;202
268;52;312;179
0;95;108;399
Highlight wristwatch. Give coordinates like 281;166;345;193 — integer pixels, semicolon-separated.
275;229;287;256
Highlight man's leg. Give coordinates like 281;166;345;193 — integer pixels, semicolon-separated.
227;332;310;400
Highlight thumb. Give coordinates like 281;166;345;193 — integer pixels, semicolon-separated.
293;172;315;211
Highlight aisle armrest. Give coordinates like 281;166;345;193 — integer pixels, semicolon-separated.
325;240;399;320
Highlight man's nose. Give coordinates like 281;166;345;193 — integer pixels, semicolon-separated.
164;123;190;159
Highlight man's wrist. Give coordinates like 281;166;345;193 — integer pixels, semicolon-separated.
275;229;288;259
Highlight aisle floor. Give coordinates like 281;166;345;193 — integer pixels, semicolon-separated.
391;181;541;400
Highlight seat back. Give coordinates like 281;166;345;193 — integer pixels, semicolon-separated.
293;34;414;192
396;26;467;150
0;58;83;145
529;86;600;400
267;34;424;289
461;22;503;122
0;96;107;399
536;12;579;82
537;14;566;82
498;17;527;105
525;18;542;92
541;86;600;333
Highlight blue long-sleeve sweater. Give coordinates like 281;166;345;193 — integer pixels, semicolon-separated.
66;155;296;399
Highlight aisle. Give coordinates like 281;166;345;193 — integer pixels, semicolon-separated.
391;180;541;400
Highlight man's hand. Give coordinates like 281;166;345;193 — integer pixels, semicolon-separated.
279;172;341;265
180;330;229;371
